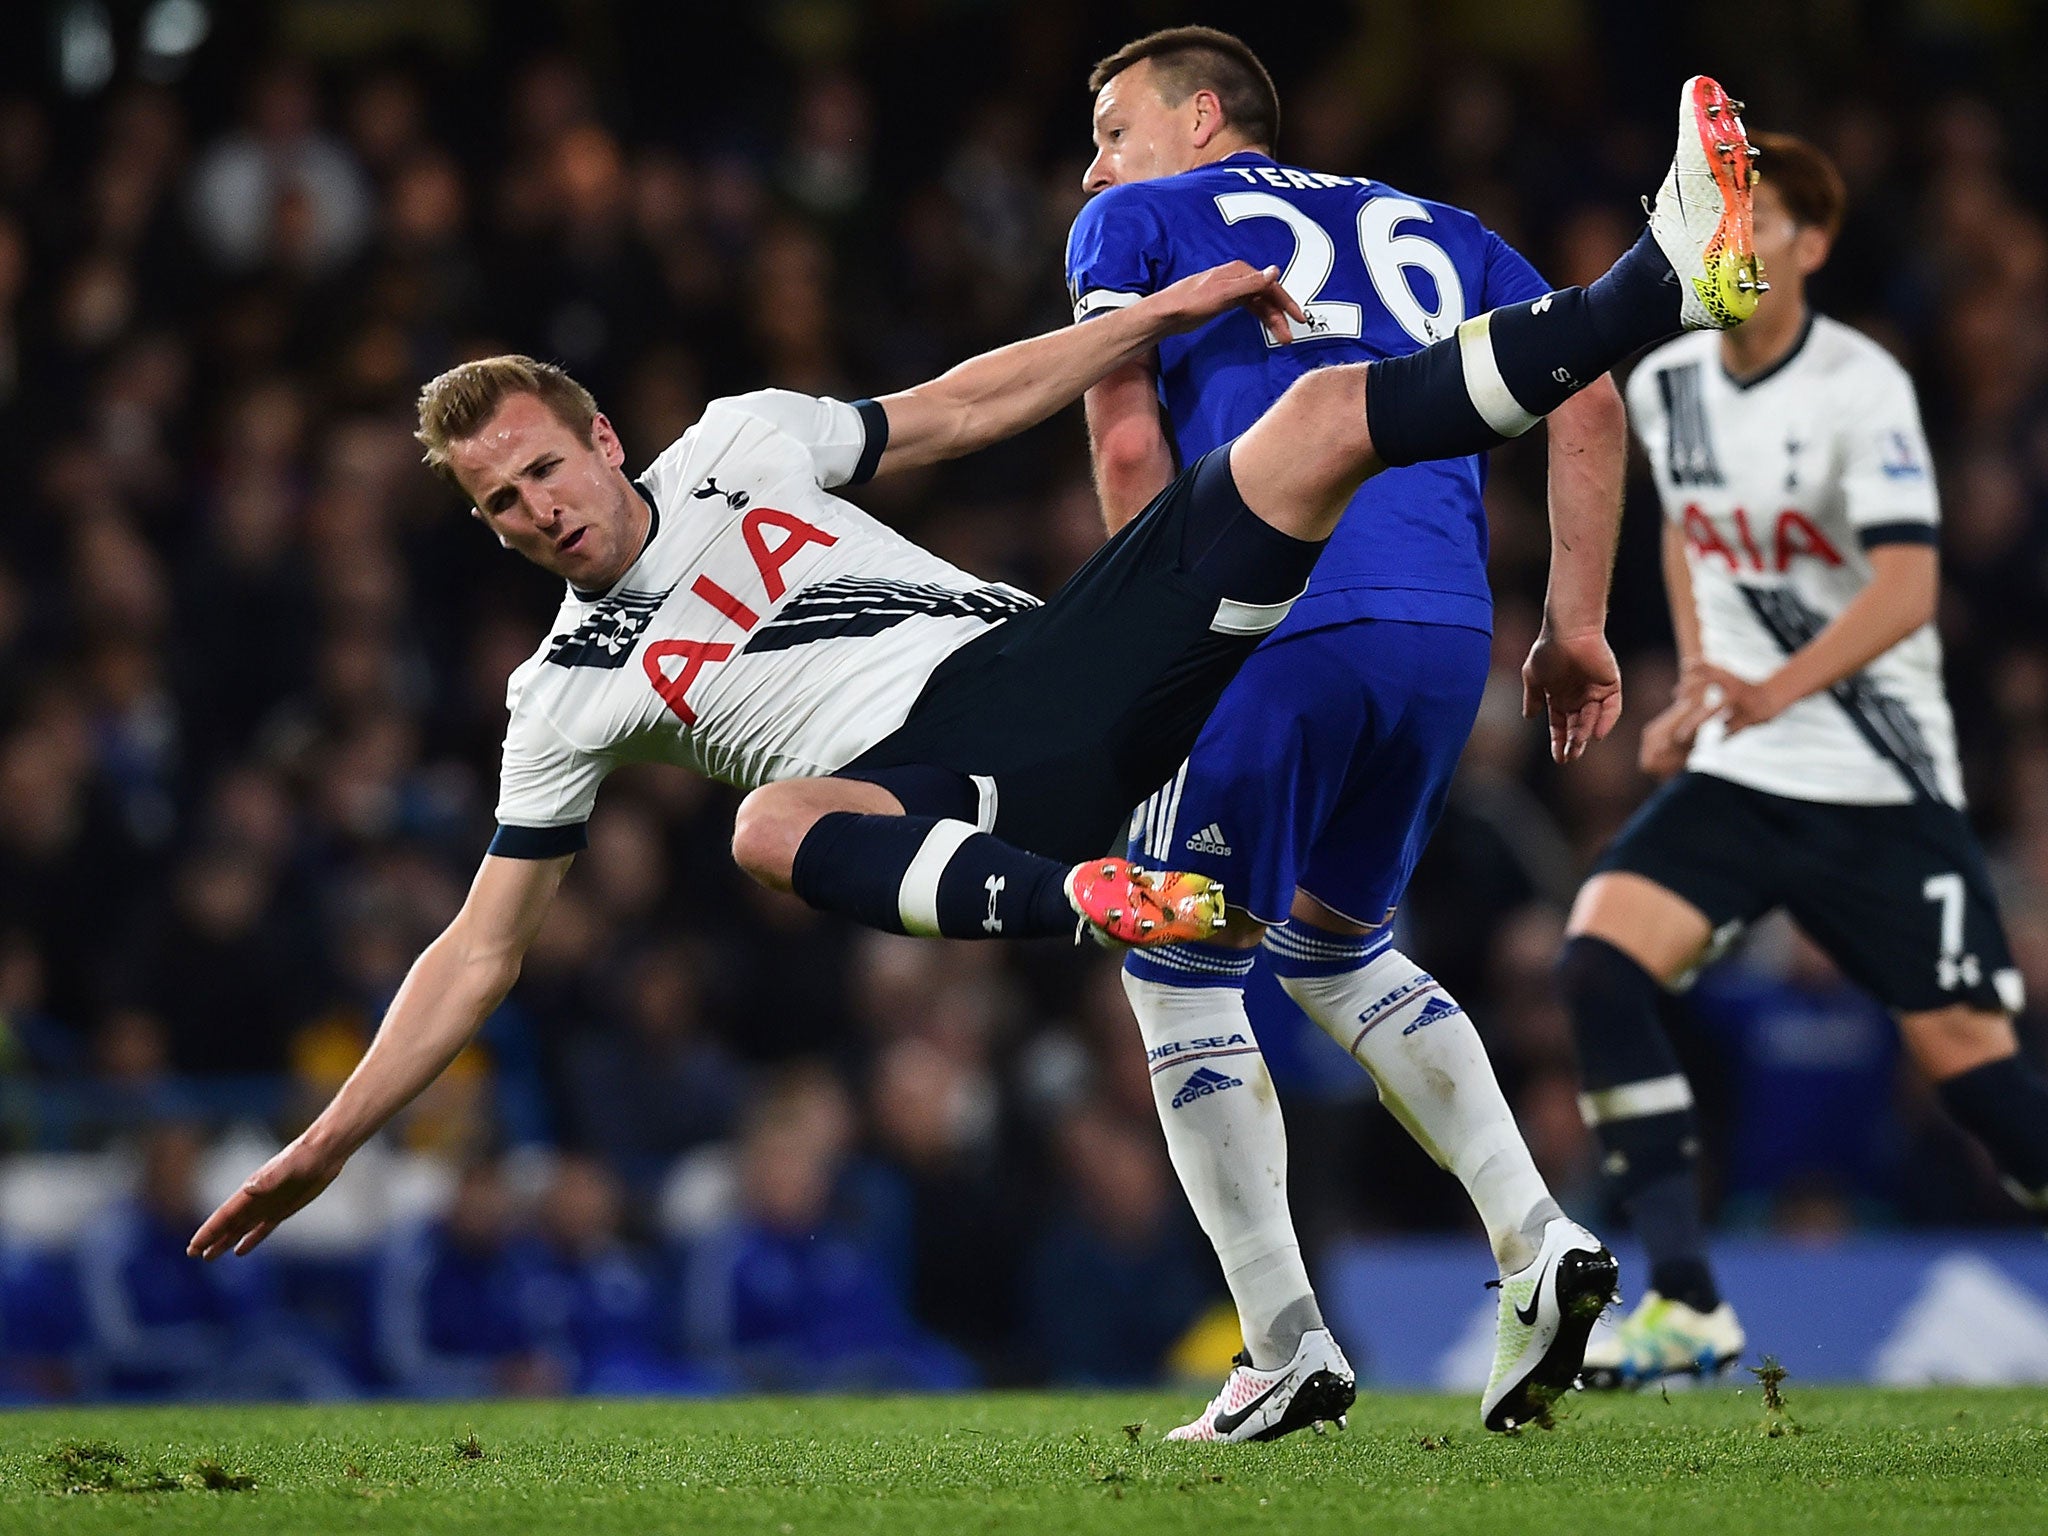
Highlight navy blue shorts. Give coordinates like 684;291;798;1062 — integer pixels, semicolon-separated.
1598;771;2023;1015
846;446;1324;863
1127;617;1491;926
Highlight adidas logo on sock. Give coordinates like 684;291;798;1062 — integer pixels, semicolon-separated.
1184;822;1232;857
1401;995;1464;1036
1171;1065;1244;1109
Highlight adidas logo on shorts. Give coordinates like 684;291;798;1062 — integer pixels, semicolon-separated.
1172;1065;1244;1109
1185;822;1233;857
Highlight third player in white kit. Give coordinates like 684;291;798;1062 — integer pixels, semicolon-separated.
1559;133;2045;1388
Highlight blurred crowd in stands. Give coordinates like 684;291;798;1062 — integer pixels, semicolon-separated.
2;0;2047;1400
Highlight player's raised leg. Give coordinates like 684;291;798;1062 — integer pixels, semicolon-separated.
734;771;1225;946
1229;75;1760;540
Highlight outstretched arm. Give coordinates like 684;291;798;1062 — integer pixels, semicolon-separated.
871;262;1302;477
1521;374;1629;762
189;852;572;1259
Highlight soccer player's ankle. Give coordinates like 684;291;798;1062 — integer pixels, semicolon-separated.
1496;1196;1567;1276
1584;225;1683;356
1225;1251;1322;1370
1648;1259;1721;1317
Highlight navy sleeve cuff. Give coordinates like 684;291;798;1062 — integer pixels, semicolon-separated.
1858;521;1939;550
488;822;588;859
850;398;889;485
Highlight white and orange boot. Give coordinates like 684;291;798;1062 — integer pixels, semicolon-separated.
1652;75;1766;330
1065;857;1227;947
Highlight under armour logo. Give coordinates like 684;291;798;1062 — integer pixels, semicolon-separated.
691;477;750;509
982;875;1005;934
1531;294;1554;315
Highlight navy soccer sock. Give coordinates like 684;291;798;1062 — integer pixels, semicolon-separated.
789;812;1075;939
1936;1054;2048;1210
1557;934;1719;1313
1365;227;1683;467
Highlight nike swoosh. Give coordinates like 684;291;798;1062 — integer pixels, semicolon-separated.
1211;1376;1288;1436
1515;1292;1542;1328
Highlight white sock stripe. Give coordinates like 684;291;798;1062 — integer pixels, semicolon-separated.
1576;1073;1696;1126
1138;944;1257;977
895;819;978;936
1456;312;1541;438
1263;923;1394;963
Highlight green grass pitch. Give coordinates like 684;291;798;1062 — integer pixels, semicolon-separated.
3;1385;2044;1534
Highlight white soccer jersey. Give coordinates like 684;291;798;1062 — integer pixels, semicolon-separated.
1627;314;1960;806
492;390;1037;846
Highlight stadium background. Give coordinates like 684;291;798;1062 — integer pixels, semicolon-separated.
0;0;2045;1402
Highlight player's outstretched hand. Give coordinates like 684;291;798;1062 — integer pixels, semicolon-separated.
1522;628;1623;763
1152;261;1307;345
187;1136;344;1261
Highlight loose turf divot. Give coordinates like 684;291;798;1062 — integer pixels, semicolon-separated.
1751;1355;1802;1438
39;1439;255;1496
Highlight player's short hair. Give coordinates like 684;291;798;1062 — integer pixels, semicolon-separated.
1753;131;1847;243
1089;27;1280;152
414;354;600;485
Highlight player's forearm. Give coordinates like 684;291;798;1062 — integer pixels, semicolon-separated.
886;302;1173;471
1092;448;1173;534
299;931;520;1164
1662;520;1704;666
1539;377;1627;635
1762;551;1938;711
1085;369;1175;534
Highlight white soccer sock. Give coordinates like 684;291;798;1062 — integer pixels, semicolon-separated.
1278;945;1560;1274
1122;966;1322;1369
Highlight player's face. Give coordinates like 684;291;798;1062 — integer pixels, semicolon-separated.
1750;181;1831;314
1085;61;1203;191
450;392;644;589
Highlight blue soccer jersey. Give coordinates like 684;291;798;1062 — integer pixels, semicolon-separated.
1066;152;1550;633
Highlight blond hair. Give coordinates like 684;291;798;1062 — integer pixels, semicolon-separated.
414;355;600;482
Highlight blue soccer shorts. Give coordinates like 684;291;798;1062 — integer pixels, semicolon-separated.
1127;616;1491;928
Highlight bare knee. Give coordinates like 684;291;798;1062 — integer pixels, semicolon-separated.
732;777;904;890
1899;1004;2017;1081
1565;872;1714;986
730;786;812;890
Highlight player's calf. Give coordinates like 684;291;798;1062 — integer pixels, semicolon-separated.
1919;1023;2048;1215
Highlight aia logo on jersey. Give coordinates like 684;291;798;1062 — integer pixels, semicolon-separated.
547;586;676;669
1682;504;1844;573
